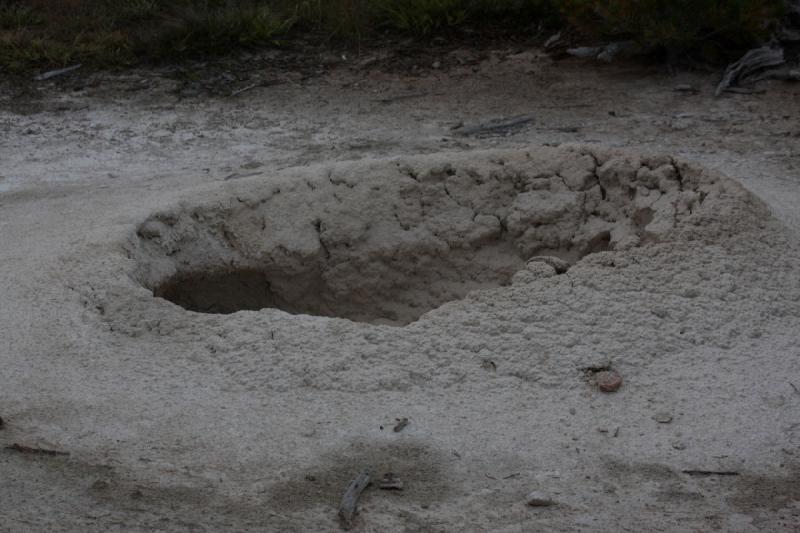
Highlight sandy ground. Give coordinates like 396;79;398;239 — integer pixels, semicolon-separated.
1;48;800;532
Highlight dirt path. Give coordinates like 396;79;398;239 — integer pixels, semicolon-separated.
1;50;799;532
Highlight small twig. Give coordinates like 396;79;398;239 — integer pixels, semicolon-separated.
790;382;799;396
454;115;535;137
229;79;279;97
34;64;82;81
681;470;739;477
6;443;69;456
223;171;262;181
338;472;371;530
502;472;521;480
374;92;429;104
393;417;409;433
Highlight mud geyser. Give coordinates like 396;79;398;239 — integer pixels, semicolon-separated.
129;147;745;325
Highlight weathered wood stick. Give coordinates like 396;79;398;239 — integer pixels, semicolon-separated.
6;443;69;456
454;115;535;137
34;64;82;81
338;471;371;530
682;470;739;477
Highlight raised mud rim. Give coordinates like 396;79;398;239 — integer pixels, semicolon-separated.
126;146;768;326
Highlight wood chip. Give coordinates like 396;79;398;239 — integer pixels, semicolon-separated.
378;473;404;491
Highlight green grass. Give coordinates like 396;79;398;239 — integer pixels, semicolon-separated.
0;0;787;73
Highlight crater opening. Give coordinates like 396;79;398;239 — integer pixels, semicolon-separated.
130;148;721;325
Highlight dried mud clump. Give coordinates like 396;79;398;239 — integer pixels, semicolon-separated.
128;146;767;325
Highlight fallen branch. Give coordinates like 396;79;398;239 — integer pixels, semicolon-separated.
338;471;371;530
715;46;785;96
6;443;69;456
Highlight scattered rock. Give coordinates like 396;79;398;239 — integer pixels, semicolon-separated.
567;46;604;59
597;41;638;62
595;370;623;392
90;479;110;492
673;84;699;94
567;41;638;62
526;491;557;507
672;441;687;450
512;261;557;284
527;256;570;274
653;413;673;424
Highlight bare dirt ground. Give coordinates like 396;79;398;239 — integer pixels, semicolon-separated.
1;46;800;532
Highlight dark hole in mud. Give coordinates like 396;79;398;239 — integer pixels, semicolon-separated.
150;240;601;325
151;243;543;325
133;149;707;325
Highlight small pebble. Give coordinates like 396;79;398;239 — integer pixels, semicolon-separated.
526;491;557;507
653;413;673;424
90;479;110;492
673;84;699;93
595;370;623;392
672;441;687;450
